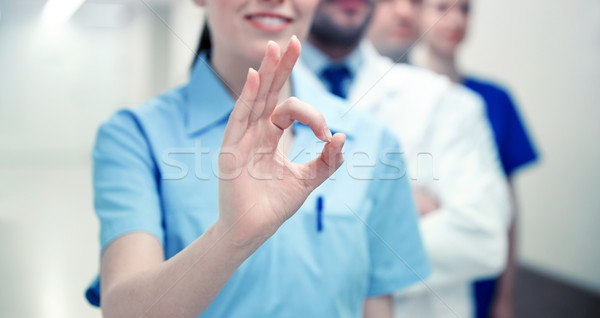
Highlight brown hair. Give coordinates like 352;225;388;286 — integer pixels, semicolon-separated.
192;23;212;69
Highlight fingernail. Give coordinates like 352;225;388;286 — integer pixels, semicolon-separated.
323;127;333;142
267;40;276;48
291;35;298;42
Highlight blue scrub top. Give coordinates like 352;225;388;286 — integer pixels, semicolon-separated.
465;77;538;318
463;77;538;177
85;54;431;317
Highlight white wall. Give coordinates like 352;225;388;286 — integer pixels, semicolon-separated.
0;1;151;158
0;1;200;317
456;0;600;293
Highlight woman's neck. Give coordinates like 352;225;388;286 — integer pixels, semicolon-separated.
211;46;292;100
422;47;462;84
210;45;294;155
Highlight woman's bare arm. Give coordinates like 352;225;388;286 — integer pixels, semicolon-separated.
101;225;262;318
363;295;394;318
491;181;518;318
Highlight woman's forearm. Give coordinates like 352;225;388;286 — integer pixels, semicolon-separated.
363;295;394;318
101;221;265;318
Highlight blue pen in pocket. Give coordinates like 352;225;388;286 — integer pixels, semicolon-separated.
316;196;324;233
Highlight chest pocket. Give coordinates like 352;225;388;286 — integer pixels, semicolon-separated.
278;195;373;302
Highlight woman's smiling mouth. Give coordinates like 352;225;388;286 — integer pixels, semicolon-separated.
245;13;293;32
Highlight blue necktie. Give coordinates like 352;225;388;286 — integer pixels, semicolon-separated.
321;64;351;99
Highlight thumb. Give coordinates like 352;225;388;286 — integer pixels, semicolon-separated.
302;133;346;191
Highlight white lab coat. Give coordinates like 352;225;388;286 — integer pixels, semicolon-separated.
300;42;511;317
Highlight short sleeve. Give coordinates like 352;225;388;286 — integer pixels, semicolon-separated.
495;92;538;176
365;130;431;297
86;110;165;307
93;110;164;250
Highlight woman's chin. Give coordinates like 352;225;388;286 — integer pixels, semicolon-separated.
246;38;291;64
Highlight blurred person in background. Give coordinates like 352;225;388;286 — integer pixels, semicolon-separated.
304;0;510;317
367;0;423;63
415;0;539;317
84;0;431;317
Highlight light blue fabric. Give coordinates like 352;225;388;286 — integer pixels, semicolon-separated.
86;54;431;317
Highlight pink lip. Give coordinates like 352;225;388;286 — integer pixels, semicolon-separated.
391;26;413;38
446;32;465;43
333;0;367;11
245;12;293;33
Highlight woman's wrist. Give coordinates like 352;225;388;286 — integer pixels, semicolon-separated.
212;217;273;254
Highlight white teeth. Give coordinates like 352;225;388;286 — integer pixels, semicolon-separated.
252;16;286;26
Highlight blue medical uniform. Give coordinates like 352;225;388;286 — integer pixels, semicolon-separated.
85;54;431;317
465;77;538;318
464;77;538;177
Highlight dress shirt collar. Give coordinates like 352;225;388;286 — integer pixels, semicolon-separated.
301;41;364;78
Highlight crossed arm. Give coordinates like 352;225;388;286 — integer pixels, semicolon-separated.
411;87;511;287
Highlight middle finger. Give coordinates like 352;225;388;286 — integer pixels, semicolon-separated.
250;41;281;121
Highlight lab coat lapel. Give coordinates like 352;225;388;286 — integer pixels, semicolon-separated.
347;42;404;114
345;42;446;152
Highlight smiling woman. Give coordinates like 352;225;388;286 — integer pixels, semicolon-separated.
197;0;318;88
84;0;429;317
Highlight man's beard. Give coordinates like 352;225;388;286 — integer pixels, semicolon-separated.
309;14;373;48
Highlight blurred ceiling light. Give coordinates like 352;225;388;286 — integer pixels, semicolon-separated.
74;3;133;28
41;0;87;26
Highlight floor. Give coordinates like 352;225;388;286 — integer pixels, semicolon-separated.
0;159;102;318
0;160;598;318
515;267;600;318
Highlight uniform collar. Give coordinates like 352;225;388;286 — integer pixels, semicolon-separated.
185;52;353;138
185;53;235;136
